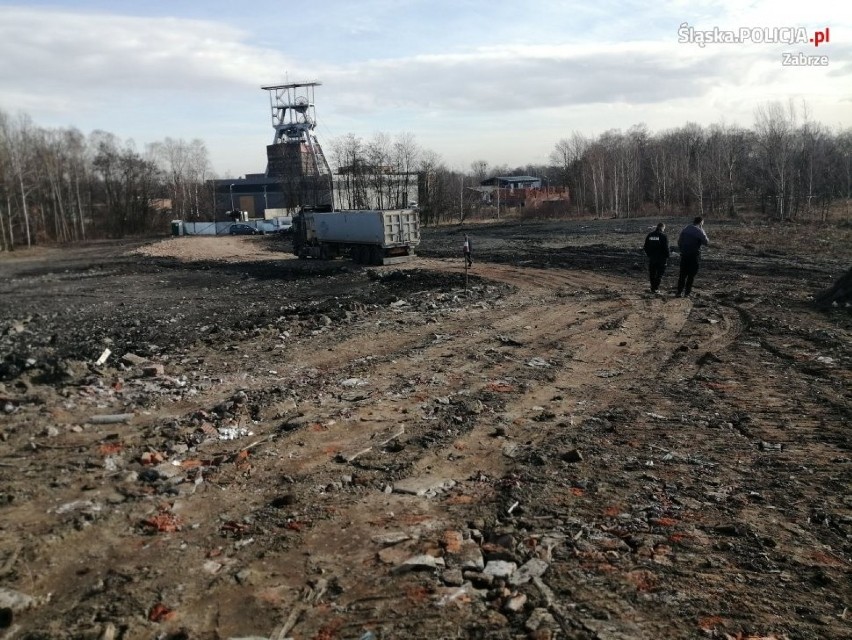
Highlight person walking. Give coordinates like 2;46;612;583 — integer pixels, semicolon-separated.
463;234;473;268
676;216;709;298
643;222;670;293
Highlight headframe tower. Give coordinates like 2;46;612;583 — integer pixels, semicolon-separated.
260;80;333;208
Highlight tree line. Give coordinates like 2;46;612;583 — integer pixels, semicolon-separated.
330;132;420;210
2;100;849;250
548;102;852;221
331;101;851;226
0;109;214;250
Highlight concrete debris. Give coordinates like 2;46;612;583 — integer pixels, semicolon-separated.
441;568;464;586
371;532;412;547
121;353;149;366
0;587;38;612
55;500;102;515
504;593;528;613
340;377;369;388
482;560;517;579
452;539;485;571
393;476;456;497
527;358;551;368
7;321;26;335
434;583;475;607
463;570;494;587
394;554;445;573
203;560;223;574
509;558;549;586
525;607;558;632
88;413;134;424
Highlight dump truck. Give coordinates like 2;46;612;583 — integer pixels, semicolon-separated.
292;208;420;265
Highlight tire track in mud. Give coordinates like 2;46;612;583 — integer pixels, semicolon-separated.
379;261;750;639
4;230;849;638
0;254;751;639
214;260;752;638
258;260;690;478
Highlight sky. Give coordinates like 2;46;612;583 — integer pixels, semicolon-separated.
0;1;849;178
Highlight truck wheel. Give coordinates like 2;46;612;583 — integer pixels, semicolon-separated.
320;245;329;260
370;246;383;265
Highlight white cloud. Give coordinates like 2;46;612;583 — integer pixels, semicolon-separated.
0;7;290;108
0;2;848;175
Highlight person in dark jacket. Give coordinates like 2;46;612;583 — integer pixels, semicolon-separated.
676;216;710;297
643;222;670;293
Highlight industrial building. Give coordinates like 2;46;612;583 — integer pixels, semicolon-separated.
475;175;569;210
211;82;417;218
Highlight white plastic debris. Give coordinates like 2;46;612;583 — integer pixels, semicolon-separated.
217;427;254;441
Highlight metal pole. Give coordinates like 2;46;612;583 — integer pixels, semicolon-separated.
464;254;468;291
459;172;463;222
229;184;235;211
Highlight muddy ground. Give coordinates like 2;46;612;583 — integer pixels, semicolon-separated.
0;217;850;640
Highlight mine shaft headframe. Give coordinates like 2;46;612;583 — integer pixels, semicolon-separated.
261;81;322;143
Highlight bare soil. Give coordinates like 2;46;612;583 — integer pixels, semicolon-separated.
0;218;850;640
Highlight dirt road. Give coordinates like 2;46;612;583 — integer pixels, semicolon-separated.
0;219;850;639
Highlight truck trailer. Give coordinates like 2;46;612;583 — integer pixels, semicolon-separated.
292;208;420;265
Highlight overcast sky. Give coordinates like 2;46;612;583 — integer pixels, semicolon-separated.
0;1;849;177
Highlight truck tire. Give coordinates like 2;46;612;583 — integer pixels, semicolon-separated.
370;246;383;265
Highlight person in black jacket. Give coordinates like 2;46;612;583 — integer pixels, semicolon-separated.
643;223;670;293
676;216;710;297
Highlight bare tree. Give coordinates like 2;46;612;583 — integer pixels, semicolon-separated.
0;112;37;247
365;132;391;209
838;129;852;218
392;133;419;209
754;100;797;220
331;134;367;209
550;133;588;215
470;160;489;183
418;150;458;225
186;139;212;218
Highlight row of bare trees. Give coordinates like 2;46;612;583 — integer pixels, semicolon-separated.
4;99;848;249
329;133;420;210
328;134;519;224
329;101;851;226
0;109;215;250
549;102;852;220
